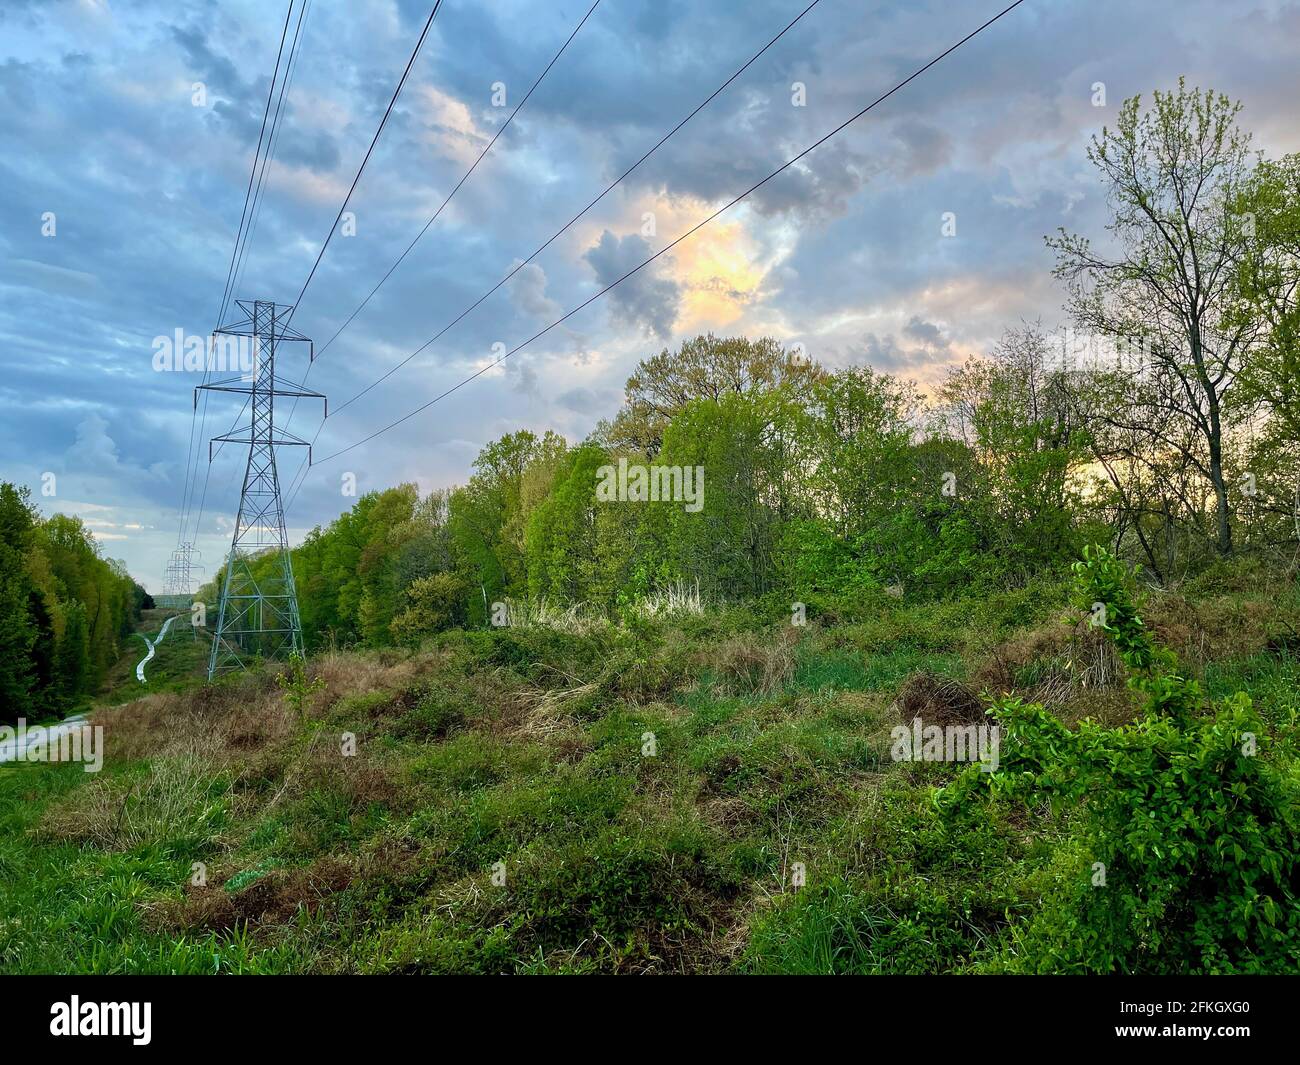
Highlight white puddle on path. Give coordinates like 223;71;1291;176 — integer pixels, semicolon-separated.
135;614;178;683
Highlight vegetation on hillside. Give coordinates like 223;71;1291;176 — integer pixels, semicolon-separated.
2;552;1297;973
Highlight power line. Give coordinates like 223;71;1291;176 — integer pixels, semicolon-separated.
272;0;444;512
226;1;441;531
278;0;609;506
179;1;295;544
184;2;439;572
286;0;444;325
281;0;826;513
188;391;251;553
299;0;1028;487
189;2;312;548
230;0;311;310
311;0;604;366
217;3;296;332
186;1;308;548
177;0;296;546
332;0;822;422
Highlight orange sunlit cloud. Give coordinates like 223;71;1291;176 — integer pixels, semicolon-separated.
670;216;769;331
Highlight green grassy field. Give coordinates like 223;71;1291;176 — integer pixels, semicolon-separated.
2;568;1298;974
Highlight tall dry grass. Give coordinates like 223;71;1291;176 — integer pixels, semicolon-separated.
629;579;705;619
38;750;226;850
703;626;800;697
38;648;447;852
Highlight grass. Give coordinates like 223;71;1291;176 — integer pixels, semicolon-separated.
2;565;1298;973
97;608;212;707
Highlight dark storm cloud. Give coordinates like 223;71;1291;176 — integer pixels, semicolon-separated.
903;316;948;351
893;120;953;175
170;25;244;105
861;332;935;373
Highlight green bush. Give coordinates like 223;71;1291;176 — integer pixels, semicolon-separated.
390;573;468;646
942;546;1300;973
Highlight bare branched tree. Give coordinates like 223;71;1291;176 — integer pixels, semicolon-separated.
1049;80;1263;555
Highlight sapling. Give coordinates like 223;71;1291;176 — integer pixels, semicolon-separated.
276;652;323;717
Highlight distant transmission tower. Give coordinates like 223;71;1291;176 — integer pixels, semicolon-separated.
161;558;179;602
161;542;203;612
199;299;324;680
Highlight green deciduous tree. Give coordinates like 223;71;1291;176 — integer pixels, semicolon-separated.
449;431;566;617
607;333;820;455
0;483;38;720
390;573;468;645
524;442;609;604
656;392;791;601
936;324;1091;581
1049;80;1261;555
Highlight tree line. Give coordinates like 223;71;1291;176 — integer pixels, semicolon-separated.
0;483;150;724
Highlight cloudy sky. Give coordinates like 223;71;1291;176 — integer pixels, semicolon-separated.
3;0;1299;589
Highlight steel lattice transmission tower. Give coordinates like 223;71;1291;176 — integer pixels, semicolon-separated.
160;542;203;615
199;299;325;680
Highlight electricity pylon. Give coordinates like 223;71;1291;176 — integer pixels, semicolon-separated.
163;543;203;634
199;299;324;680
161;543;203;625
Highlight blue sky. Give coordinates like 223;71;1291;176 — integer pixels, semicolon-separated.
3;0;1299;590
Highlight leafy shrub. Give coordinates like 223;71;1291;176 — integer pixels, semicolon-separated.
484;625;610;680
390;573;468;646
275;652;323;716
942;546;1300;973
389;680;474;740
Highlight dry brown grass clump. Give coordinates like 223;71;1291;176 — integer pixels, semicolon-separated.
149;855;356;935
894;671;985;728
44;647;444;855
972;587;1294;715
975;618;1121;708
517;679;599;738
89;647;460;770
1146;593;1283;666
90;675;297;767
310;648;443;713
38;751;225;851
704;627;799;697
